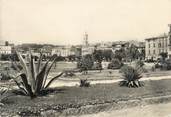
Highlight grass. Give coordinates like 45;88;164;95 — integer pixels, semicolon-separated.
1;61;171;116
1;61;171;82
1;79;171;116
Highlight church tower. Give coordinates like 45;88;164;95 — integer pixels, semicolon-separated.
83;32;89;46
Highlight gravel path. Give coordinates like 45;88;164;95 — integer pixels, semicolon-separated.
49;75;171;88
78;102;171;117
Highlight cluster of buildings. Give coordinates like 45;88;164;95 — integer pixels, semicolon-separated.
1;24;171;62
42;24;171;61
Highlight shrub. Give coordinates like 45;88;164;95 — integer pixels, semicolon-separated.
161;59;171;70
107;59;123;69
12;52;63;98
119;65;144;88
92;62;102;70
79;79;90;87
154;63;162;69
0;73;11;81
155;59;171;70
0;54;11;61
77;54;94;74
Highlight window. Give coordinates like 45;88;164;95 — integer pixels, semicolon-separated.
158;43;161;47
153;50;155;54
148;44;150;48
153;43;155;47
149;50;150;54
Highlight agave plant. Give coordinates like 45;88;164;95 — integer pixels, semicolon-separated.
79;79;90;87
12;52;63;98
119;65;144;88
0;86;9;106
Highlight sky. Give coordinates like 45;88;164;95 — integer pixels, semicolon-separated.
0;0;171;45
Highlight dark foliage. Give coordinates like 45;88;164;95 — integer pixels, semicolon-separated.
107;59;123;69
77;54;94;74
79;79;90;87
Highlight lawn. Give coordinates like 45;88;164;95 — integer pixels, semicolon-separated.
48;61;171;82
1;61;171;81
1;61;171;116
1;79;171;116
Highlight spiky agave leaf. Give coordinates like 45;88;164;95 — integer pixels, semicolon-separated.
37;52;43;73
45;72;63;89
16;52;33;85
28;52;37;92
0;85;11;104
11;76;28;95
42;57;57;89
0;87;8;96
35;60;50;93
19;73;35;98
16;52;29;76
0;87;8;103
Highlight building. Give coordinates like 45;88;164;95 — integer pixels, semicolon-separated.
51;46;75;57
145;34;168;60
145;25;171;60
81;32;95;56
168;24;171;59
81;46;95;56
0;41;13;54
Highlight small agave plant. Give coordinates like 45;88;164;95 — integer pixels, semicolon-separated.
119;65;144;88
0;86;9;106
12;51;63;98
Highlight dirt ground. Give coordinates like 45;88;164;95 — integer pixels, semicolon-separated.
1;79;171;116
79;102;171;117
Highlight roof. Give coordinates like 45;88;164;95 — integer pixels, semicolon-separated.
145;34;168;41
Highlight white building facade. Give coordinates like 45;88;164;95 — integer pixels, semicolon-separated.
0;46;12;54
51;46;75;57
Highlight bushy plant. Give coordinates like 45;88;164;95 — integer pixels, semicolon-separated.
119;65;143;88
12;52;63;98
79;79;90;87
92;62;102;70
107;59;123;69
0;73;11;81
161;59;171;70
155;59;171;70
77;54;94;74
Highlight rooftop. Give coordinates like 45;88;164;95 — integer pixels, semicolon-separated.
145;33;168;41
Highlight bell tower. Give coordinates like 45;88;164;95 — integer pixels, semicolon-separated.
83;32;89;46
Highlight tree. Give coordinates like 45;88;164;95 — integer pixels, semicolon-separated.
102;49;113;61
93;49;103;63
77;54;94;74
93;50;103;72
127;44;140;61
160;52;168;62
114;48;126;61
